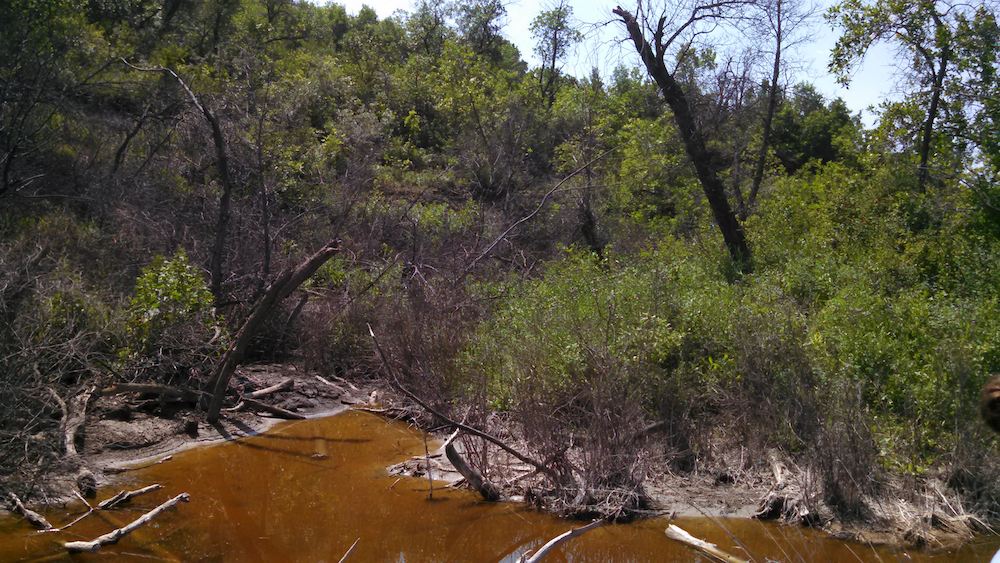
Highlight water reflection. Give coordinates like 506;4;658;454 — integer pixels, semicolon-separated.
1;410;998;562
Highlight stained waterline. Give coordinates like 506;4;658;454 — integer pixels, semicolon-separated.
2;410;999;562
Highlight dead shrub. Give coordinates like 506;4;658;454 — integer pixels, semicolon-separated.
812;382;882;522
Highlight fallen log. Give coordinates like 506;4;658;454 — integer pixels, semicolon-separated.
665;524;748;563
443;432;501;502
99;384;200;402
8;493;52;530
97;484;164;510
519;519;604;563
207;240;340;423
64;493;190;554
315;375;345;393
238;397;305;419
247;377;293;399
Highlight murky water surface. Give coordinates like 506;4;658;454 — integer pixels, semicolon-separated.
2;410;999;562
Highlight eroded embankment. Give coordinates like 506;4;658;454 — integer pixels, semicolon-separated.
5;363;994;552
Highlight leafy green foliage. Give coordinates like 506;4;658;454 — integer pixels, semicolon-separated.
127;250;221;362
3;0;1000;522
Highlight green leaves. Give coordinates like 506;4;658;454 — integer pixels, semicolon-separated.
128;250;218;353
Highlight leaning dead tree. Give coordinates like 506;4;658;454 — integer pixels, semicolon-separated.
122;59;234;306
206;240;340;422
614;3;752;273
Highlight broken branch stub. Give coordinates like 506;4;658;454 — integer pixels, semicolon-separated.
8;493;53;530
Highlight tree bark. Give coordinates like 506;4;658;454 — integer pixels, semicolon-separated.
614;6;752;273
917;16;949;193
444;440;502;501
206;240;339;422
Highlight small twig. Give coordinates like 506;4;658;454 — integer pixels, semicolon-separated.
423;431;434;500
337;538;360;563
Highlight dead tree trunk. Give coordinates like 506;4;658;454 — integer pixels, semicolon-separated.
614;7;752;273
748;0;783;217
206;240;340;422
443;433;502;501
121;60;234;306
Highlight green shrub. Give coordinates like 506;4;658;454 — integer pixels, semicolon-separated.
125;250;223;380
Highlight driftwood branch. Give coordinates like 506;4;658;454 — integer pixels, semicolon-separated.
519;520;604;563
100;384;200;401
104;455;173;475
9;493;52;530
247;377;293;399
39;492;96;534
64;493;190;554
665;524;749;563
97;484;164;510
367;325;559;483
207;240;339;422
238;397;306;419
338;538;360;563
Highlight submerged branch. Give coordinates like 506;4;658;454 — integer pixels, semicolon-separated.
64;493;190;554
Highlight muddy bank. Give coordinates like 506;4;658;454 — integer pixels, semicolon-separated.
4;363;991;552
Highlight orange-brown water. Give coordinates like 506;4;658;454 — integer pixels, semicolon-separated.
2;410;998;562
